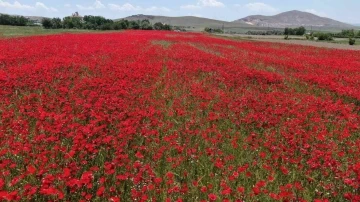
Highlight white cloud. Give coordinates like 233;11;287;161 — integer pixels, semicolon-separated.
198;0;224;7
145;6;171;12
76;0;105;10
243;2;277;13
0;1;57;12
181;4;201;9
35;2;57;12
109;3;171;12
181;0;224;10
94;0;105;9
305;9;327;17
188;13;202;17
108;3;140;11
64;4;71;8
0;0;35;10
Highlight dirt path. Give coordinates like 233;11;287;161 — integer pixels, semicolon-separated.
216;34;360;51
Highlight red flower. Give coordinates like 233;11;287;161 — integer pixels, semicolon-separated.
0;179;4;189
63;168;71;178
109;196;120;202
97;186;105;197
201;186;207;193
166;172;174;179
135;151;144;159
221;188;231;195
237;186;245;193
27;165;36;175
208;193;217;201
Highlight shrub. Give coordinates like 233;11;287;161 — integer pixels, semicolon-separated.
140;19;152;30
341;29;355;38
153;22;164;30
51;18;62;29
349;38;356;45
316;33;333;41
246;30;284;35
284;26;306;36
41;18;53;29
204;27;223;34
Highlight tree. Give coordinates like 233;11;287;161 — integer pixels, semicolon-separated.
83;22;96;30
284;28;290;35
51;18;62;29
83;15;112;28
100;23;113;30
120;20;129;29
284;27;306;36
119;20;130;29
63;17;74;29
341;29;355;37
316;32;333;41
72;17;83;29
153;22;164;30
16;16;28;26
113;22;122;30
141;19;152;30
63;17;82;29
163;24;172;30
129;21;140;30
42;18;53;29
295;26;306;35
349;38;356;45
204;27;223;34
0;14;11;25
0;14;29;26
153;22;172;30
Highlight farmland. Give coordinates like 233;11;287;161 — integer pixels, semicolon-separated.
0;25;99;38
215;34;360;50
0;31;360;201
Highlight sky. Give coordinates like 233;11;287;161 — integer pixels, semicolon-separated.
0;0;359;24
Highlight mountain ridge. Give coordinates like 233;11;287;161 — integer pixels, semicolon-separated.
234;10;354;28
120;14;251;29
1;10;357;31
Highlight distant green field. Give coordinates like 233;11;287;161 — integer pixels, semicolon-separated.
221;26;347;34
0;25;100;38
330;39;360;45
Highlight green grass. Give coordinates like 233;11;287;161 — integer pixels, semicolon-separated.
0;25;102;38
329;39;360;45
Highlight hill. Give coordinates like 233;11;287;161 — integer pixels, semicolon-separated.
120;14;252;31
234;10;354;29
25;16;46;22
0;13;45;23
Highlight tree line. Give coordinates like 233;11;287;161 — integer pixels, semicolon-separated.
42;16;172;31
284;26;306;36
333;29;360;38
204;27;224;34
246;30;283;35
0;14;30;26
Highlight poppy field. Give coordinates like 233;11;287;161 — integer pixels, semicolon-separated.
0;31;360;201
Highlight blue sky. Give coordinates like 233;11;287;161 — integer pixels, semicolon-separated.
0;0;359;23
